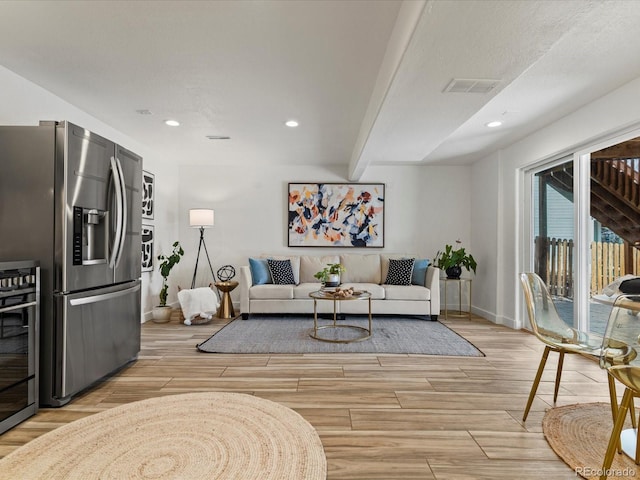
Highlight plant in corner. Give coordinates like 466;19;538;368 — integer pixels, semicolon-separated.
314;263;346;287
434;240;477;279
152;241;185;323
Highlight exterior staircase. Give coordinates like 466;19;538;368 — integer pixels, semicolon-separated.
591;158;640;245
540;158;640;246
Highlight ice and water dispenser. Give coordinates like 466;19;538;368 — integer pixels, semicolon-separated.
73;206;107;265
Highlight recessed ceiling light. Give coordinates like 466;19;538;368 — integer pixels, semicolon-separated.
285;120;299;128
165;120;180;127
486;121;503;128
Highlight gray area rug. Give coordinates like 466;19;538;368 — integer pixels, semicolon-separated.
197;315;484;356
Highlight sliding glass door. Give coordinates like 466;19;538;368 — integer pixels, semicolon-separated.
588;139;640;333
526;134;640;334
531;156;575;328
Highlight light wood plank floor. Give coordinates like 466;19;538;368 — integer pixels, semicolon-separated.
0;314;613;479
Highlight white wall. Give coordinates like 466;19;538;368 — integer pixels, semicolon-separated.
0;64;477;320
141;162;181;318
0;66;180;321
472;75;640;329
175;163;472;305
470;152;501;323
19;47;640;329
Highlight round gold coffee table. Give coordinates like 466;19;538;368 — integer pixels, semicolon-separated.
309;290;372;343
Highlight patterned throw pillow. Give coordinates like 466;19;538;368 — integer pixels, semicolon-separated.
267;258;296;285
385;258;415;286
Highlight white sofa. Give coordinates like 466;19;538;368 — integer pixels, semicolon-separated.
239;254;440;319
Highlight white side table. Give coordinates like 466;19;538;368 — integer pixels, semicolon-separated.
442;277;472;320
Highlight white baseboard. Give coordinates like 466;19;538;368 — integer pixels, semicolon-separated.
467;306;520;330
142;301;239;323
496;315;520;329
142;301;180;323
470;305;496;323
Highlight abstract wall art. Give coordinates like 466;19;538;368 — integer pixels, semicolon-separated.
141;224;154;272
288;183;385;247
142;170;155;219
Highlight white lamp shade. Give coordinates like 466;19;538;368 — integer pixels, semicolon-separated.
189;209;215;227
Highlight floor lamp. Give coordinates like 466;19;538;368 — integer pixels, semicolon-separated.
189;208;215;289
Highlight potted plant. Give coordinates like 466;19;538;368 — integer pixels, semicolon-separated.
152;241;184;323
434;240;477;279
314;263;346;287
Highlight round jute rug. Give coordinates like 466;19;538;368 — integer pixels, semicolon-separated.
0;392;327;480
543;402;637;480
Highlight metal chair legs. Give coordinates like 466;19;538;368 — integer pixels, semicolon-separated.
523;345;553;422
554;350;565;403
601;388;634;479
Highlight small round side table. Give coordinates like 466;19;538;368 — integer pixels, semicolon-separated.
442;277;472;320
214;281;238;319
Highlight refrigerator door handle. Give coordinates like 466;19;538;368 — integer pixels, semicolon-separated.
113;156;127;268
69;283;141;306
108;156;124;269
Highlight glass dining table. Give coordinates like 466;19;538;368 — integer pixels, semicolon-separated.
595;293;640;465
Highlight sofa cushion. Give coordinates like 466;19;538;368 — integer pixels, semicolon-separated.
293;282;323;299
340;283;385;299
299;255;340;283
267;259;296;285
384;285;430;301
340;254;381;284
262;255;300;284
250;284;294;300
411;258;430;286
385;258;414;286
249;257;272;285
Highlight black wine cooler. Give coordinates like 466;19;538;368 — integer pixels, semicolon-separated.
0;261;39;434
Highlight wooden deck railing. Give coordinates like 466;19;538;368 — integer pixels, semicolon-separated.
535;236;640;297
591;240;640;294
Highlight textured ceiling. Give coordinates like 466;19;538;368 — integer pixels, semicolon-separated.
0;1;640;179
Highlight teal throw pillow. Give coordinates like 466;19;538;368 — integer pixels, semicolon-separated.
249;258;272;285
411;258;430;286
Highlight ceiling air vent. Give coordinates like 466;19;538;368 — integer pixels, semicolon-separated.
206;135;231;140
443;78;501;94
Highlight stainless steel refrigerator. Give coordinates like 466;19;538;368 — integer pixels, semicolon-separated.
0;120;142;406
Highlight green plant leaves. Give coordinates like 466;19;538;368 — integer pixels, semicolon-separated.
434;244;477;273
156;241;184;306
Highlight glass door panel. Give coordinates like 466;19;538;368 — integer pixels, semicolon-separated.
589;137;640;334
532;157;575;328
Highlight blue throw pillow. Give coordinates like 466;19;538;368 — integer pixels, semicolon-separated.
249;258;272;285
411;258;430;286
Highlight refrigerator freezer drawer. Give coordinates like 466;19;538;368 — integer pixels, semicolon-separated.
56;281;140;402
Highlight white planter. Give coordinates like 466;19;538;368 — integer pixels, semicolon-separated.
325;273;341;287
152;306;172;323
